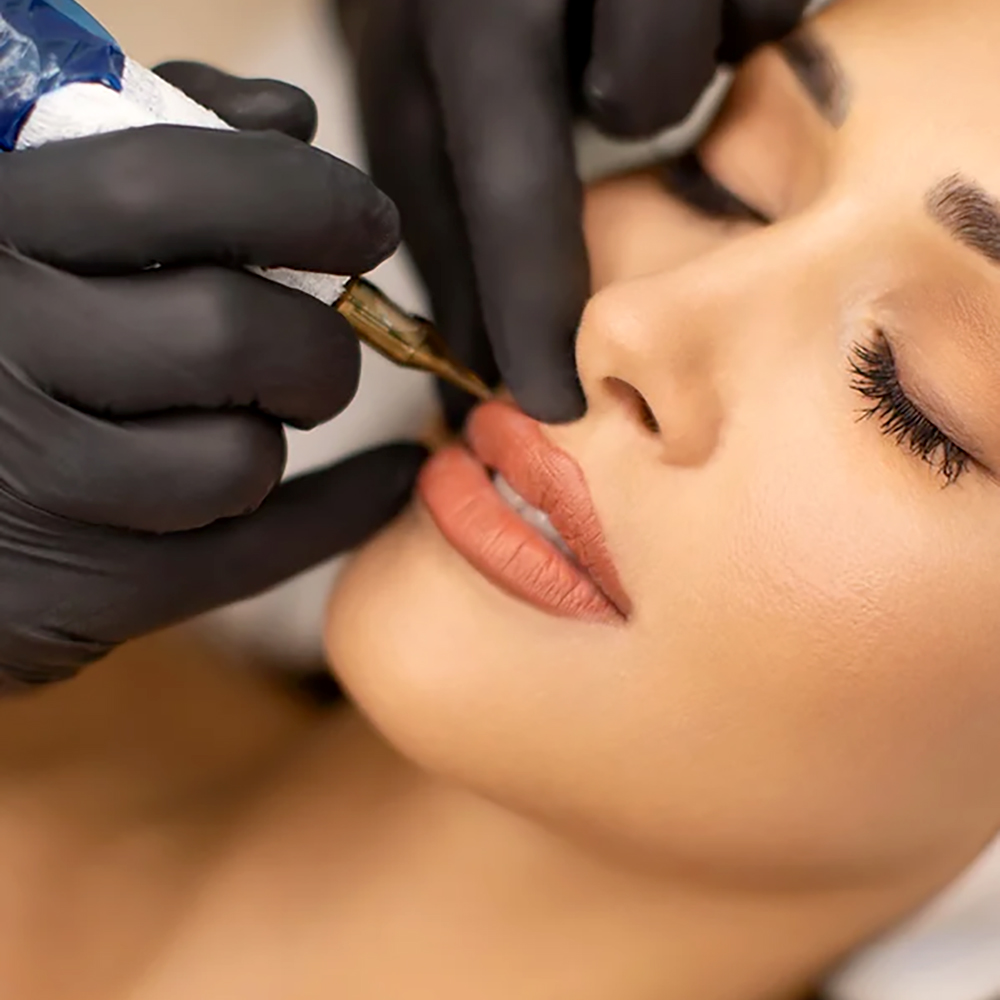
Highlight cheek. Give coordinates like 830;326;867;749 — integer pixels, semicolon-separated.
602;402;1000;878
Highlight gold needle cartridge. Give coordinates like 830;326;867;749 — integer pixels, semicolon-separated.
335;278;494;402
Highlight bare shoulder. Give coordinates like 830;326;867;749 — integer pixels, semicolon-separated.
0;626;326;824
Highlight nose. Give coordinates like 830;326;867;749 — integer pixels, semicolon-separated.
576;271;726;468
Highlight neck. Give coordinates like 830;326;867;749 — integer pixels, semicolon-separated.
147;710;935;1000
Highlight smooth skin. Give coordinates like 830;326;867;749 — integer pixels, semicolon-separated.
3;1;1000;997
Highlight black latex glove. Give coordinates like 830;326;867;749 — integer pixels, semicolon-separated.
339;0;809;425
0;63;426;692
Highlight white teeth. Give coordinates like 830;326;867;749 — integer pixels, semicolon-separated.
493;473;575;560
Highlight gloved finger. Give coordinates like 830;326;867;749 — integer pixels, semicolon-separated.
0;362;287;532
153;61;319;142
421;0;588;423
719;0;811;63
0;126;399;276
0;443;428;689
356;0;496;429
586;0;724;137
0;250;361;430
335;0;368;56
112;443;428;642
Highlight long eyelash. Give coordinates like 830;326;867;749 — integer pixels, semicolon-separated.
660;153;770;225
850;332;971;485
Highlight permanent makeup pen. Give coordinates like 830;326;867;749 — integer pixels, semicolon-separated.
335;279;491;400
0;0;492;403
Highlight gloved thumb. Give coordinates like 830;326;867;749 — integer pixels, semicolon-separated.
153;61;319;142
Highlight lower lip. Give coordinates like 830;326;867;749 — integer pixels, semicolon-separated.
418;434;623;626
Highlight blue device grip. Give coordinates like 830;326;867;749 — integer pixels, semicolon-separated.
0;0;123;151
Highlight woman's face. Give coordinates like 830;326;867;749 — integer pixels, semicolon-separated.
329;0;1000;886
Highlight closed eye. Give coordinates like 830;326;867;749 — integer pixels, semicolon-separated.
660;152;772;226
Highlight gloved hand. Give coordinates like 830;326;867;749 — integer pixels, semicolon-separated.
339;0;809;425
0;63;426;691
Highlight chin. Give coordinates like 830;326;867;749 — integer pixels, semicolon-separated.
325;503;509;771
323;500;634;828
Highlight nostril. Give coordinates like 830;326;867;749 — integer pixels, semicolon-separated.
604;377;660;435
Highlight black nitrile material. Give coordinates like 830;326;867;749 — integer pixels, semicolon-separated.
0;64;424;689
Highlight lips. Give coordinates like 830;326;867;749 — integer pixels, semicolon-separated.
417;402;630;624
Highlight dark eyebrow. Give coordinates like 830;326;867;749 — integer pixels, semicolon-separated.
776;29;849;127
927;175;1000;267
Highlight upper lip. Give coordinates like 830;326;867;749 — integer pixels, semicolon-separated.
467;403;632;618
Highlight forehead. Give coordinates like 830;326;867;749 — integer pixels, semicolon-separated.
819;0;1000;70
817;0;1000;186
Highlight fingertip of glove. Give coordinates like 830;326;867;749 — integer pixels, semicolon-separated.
366;190;403;269
522;394;587;426
509;372;586;426
585;72;664;138
584;65;709;137
154;62;319;141
237;81;319;143
382;441;432;487
718;0;810;64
